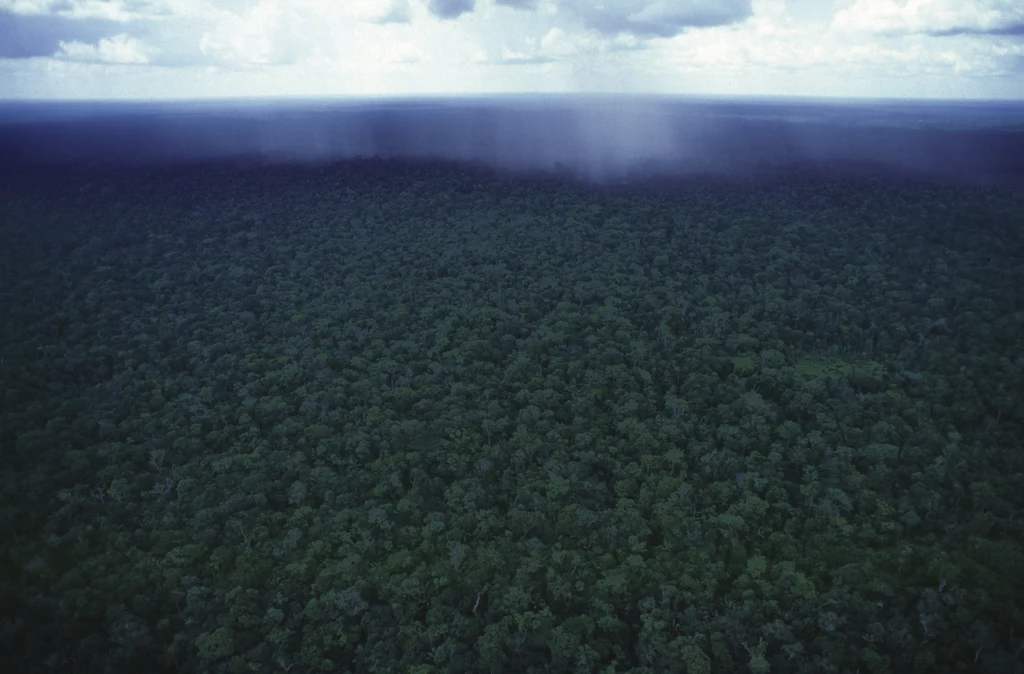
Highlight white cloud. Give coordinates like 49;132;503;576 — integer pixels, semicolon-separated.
833;0;1024;36
491;48;552;64
347;0;411;24
538;27;598;58
57;32;151;63
654;0;1024;78
382;41;424;64
197;0;319;67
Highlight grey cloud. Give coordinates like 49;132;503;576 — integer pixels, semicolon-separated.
0;4;327;68
8;0;177;21
427;0;476;20
1010;51;1024;74
927;22;1024;36
494;0;539;9
0;5;213;65
564;0;753;38
989;23;1024;35
0;9;126;58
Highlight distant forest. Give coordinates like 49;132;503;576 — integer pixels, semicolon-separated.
1;159;1022;673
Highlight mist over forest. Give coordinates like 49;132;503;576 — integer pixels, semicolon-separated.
2;95;1023;184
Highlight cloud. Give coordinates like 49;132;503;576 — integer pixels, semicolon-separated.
833;0;1024;37
427;0;475;20
0;1;355;68
347;0;410;24
1;0;1021;99
646;0;1024;88
470;0;755;64
472;23;642;67
562;0;754;38
495;0;539;9
197;2;316;67
0;1;220;65
0;0;174;22
538;26;590;57
376;1;411;24
538;26;643;58
488;49;555;65
0;8;126;57
57;32;150;63
382;41;423;64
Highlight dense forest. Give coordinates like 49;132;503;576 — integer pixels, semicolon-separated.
1;159;1022;673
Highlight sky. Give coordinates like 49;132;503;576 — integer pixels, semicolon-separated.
0;0;1022;100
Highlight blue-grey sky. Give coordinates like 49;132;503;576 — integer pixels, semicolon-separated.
0;0;1022;100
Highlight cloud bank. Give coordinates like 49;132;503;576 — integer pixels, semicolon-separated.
0;0;1020;99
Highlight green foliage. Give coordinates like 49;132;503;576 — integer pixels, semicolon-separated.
682;643;712;674
195;626;234;662
1;161;1022;673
